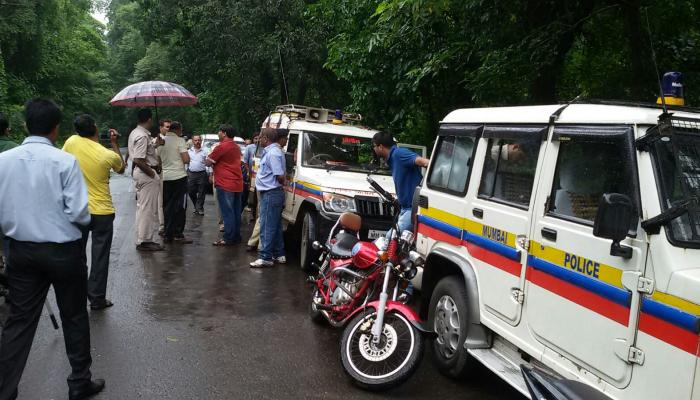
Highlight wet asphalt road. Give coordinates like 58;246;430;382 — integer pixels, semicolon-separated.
4;172;523;399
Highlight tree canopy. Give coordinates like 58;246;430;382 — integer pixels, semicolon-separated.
0;0;698;145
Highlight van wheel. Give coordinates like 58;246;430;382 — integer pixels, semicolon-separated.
300;211;318;272
428;275;476;379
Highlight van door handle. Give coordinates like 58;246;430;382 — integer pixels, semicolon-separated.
472;208;484;219
541;227;557;242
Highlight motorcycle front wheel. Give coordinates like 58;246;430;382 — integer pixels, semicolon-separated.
340;309;424;391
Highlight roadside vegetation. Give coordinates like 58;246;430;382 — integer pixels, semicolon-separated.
0;0;698;145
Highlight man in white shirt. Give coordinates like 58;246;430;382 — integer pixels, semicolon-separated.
187;135;208;215
158;121;191;243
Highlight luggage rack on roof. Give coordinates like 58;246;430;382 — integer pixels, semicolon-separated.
272;104;363;124
573;99;700;114
636;114;700;151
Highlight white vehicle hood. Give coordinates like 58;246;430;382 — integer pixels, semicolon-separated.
295;168;396;197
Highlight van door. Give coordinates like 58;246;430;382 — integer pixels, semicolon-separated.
416;125;481;256
526;125;643;387
469;125;548;325
282;131;300;221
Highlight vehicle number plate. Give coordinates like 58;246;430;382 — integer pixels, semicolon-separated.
367;230;386;239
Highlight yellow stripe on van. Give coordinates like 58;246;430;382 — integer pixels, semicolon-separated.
419;206;464;228
419;206;516;248
295;181;322;191
651;291;700;317
529;241;623;288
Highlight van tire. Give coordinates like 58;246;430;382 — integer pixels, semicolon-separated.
428;275;476;379
300;210;318;272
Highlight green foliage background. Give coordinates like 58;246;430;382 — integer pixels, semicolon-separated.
0;0;698;146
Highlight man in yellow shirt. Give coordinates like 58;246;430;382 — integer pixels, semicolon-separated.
63;115;125;310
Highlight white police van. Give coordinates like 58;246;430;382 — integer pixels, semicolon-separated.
258;105;425;271
415;101;700;399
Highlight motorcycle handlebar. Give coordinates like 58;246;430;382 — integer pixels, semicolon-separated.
367;175;396;205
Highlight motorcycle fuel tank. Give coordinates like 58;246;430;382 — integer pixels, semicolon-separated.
351;242;379;269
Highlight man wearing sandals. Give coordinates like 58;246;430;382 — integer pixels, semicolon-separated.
207;124;244;246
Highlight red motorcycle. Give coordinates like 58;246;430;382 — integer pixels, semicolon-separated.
309;176;432;390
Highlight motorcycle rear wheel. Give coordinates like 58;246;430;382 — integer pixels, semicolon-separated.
340;309;424;391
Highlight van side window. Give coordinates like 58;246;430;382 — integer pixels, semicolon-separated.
478;137;541;208
285;134;299;173
548;134;637;226
427;135;475;194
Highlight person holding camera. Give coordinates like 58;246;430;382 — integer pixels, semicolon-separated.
62;115;125;310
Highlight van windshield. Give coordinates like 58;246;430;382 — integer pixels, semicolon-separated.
301;131;391;175
651;133;700;247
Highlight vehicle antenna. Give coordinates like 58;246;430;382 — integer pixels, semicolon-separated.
278;43;290;105
644;8;668;115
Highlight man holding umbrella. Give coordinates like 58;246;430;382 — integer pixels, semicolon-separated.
128;108;164;251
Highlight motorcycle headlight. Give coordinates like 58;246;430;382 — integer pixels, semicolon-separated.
323;192;357;213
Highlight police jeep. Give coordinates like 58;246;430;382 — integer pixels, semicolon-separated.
260;104;425;271
415;100;700;399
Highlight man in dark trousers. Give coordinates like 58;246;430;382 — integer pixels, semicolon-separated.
63;115;125;310
0;99;105;399
187;135;208;215
158;121;192;243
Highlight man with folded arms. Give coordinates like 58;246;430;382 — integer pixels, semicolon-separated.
0;98;105;400
128;108;164;251
63;115;125;310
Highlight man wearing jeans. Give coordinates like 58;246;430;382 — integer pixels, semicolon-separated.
62;115;125;311
372;131;429;301
0;98;105;400
250;128;287;268
207;124;243;246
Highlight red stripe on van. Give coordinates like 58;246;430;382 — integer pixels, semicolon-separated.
638;313;700;355
527;267;629;326
417;224;461;246
464;241;521;277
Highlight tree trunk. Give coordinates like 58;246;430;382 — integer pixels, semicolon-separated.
620;0;650;100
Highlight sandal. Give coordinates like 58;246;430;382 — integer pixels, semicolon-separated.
212;239;232;246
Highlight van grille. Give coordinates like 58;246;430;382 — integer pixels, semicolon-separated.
355;196;395;219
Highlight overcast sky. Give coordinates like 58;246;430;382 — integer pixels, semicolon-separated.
92;10;108;25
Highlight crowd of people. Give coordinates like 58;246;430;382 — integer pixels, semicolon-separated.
0;96;429;399
0;98;294;399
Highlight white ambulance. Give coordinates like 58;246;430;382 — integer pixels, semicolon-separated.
258;105;425;270
415;102;700;399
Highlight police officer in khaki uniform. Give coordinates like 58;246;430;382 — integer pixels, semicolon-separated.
127;108;164;251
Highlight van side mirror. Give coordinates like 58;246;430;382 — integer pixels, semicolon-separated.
593;193;637;259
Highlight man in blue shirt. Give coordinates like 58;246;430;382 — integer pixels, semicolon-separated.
373;131;429;302
0;99;105;400
250;128;287;268
372;131;429;234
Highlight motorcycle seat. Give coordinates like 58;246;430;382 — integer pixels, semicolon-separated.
330;231;360;259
